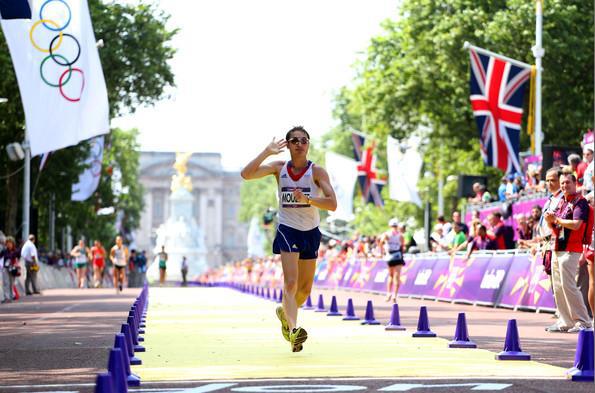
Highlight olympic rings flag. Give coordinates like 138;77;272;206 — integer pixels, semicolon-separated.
71;135;103;201
0;0;108;157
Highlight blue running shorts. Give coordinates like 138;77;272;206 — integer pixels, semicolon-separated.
273;224;322;260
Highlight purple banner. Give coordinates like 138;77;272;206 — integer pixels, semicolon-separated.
498;253;554;310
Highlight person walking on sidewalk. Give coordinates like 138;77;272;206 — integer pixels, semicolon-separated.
110;236;129;293
544;172;593;332
181;256;189;286
21;234;40;295
1;237;20;303
241;126;337;352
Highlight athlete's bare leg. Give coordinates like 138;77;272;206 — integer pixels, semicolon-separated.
295;259;317;307
386;265;396;301
393;265;403;301
280;251;300;330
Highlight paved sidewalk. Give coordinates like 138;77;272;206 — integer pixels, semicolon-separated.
0;287;140;386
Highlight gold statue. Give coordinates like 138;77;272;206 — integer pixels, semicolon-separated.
171;152;193;192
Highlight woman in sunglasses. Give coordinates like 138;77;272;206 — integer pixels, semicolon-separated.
241;126;337;352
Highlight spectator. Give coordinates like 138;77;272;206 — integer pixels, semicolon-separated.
515;216;532;248
181;256;189;286
464;225;497;260
437;216;452;234
448;223;468;254
567;153;581;182
128;249;137;287
580;144;593;194
469;182;484;203
21;234;40;295
487;212;514;249
451;211;469;235
530;205;542;240
399;224;418;253
479;184;492;203
544;172;592;332
505;174;519;199
497;177;507;201
513;174;525;195
136;250;147;287
429;225;447;252
1;236;19;303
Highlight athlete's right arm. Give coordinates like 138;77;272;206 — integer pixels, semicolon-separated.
240;138;287;180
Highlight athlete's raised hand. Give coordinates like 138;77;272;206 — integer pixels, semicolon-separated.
265;137;287;156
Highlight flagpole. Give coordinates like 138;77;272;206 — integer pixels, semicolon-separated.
532;0;544;157
22;131;30;241
463;42;532;69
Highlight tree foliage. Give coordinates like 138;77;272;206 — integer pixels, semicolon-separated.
325;0;593;235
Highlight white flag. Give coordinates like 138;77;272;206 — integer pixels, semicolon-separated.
72;136;103;201
246;216;265;258
1;0;108;157
387;135;423;207
325;151;357;221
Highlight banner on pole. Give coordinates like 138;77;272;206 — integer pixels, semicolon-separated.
387;135;422;207
325;151;357;221
72;136;103;201
1;0;109;156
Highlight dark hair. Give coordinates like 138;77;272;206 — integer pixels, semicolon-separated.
493;212;502;219
285;126;310;141
532;205;542;212
478;225;487;232
560;171;577;183
437;215;445;223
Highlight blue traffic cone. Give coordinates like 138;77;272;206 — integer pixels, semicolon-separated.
302;295;314;310
277;289;283;303
495;319;530;360
361;300;380;325
385;303;406;331
114;334;141;386
272;288;277;301
120;324;142;364
266;287;271;300
566;328;594;381
127;316;145;352
107;348;128;393
342;298;360;321
315;294;327;312
412;306;436;337
327;296;342;316
448;313;476;348
94;372;114;393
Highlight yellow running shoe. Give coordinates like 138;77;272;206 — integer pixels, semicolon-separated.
289;327;307;352
275;306;290;342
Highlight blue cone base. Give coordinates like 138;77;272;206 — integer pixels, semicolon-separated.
134;345;146;352
138;336;144;342
567;368;594;382
343;316;360;321
315;309;327;313
130;356;142;365
327;312;343;316
139;323;146;328
361;320;380;325
385;324;406;331
127;373;141;386
495;351;531;360
413;330;436;337
448;340;477;348
138;329;145;334
302;306;315;310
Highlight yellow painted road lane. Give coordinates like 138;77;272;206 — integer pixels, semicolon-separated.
133;287;565;381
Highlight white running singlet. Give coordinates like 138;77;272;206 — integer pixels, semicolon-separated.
277;161;320;231
113;247;127;267
385;230;403;253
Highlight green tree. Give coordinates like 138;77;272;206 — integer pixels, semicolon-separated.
328;0;593;234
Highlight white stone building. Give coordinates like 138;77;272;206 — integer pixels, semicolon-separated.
134;152;247;267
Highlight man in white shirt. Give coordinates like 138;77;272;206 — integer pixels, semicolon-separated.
21;234;40;295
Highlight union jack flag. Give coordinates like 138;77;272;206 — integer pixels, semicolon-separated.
469;47;531;174
352;132;385;207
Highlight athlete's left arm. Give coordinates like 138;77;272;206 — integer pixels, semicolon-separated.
312;166;337;212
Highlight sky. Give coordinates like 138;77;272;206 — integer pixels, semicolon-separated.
111;0;400;170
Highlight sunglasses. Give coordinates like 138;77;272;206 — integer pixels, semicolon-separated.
287;137;309;145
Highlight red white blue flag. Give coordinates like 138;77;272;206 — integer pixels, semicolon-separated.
351;132;385;207
469;47;531;174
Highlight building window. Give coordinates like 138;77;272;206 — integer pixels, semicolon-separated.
153;192;164;224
